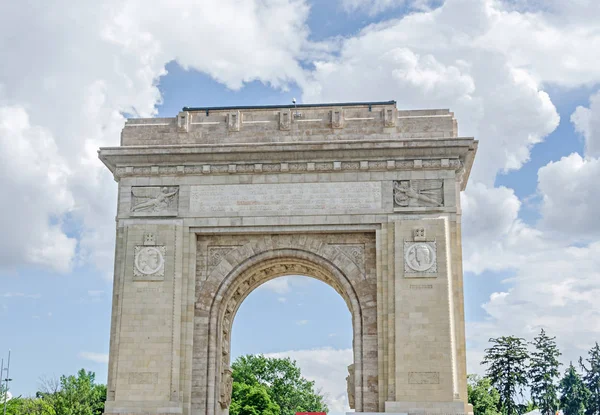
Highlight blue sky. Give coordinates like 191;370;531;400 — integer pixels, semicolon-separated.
1;0;600;413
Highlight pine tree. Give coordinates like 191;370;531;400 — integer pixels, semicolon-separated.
580;343;600;415
529;329;562;415
482;336;529;415
560;362;590;415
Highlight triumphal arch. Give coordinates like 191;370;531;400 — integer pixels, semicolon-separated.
99;101;477;415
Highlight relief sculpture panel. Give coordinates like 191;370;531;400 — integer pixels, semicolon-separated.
393;180;443;208
131;186;179;216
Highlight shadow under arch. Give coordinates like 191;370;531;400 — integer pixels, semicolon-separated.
205;247;365;415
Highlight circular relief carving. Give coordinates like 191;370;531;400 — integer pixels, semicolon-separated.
135;246;164;275
405;243;435;272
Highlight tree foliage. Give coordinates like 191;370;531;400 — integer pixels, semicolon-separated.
482;336;529;415
529;329;561;415
1;369;105;415
560;362;591;415
231;355;328;415
468;375;502;415
230;382;280;415
580;343;600;415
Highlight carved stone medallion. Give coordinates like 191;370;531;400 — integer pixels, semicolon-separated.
134;246;166;279
404;242;437;274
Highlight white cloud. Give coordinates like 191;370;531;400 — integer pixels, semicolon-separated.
266;347;353;413
2;292;42;299
0;0;312;275
296;319;309;325
466;240;600;370
303;0;560;185
300;0;600;377
258;275;313;295
339;0;439;15
78;352;109;364
0;106;76;273
260;277;293;294
571;90;600;158
538;153;600;238
277;297;287;303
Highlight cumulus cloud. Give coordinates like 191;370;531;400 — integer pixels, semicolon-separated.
303;0;560;184
534;90;600;239
0;105;76;273
301;0;600;377
571;90;600;158
258;275;313;295
340;0;435;15
467;240;600;370
538;153;600;238
0;0;312;275
266;347;353;413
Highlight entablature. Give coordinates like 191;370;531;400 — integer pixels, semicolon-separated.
99;138;477;190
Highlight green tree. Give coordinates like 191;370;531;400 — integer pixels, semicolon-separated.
27;370;105;415
230;382;280;415
529;329;562;415
560;362;590;415
580;343;600;415
482;336;529;415
231;355;328;415
54;369;106;415
467;375;502;415
8;396;57;415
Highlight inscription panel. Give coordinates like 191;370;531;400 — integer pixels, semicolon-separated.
190;182;382;214
408;372;440;384
128;372;158;385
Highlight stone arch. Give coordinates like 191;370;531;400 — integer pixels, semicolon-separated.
195;234;378;415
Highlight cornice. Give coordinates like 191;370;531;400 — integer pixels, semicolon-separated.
99;138;477;188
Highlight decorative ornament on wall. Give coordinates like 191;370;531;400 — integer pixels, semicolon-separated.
131;186;179;216
219;367;233;409
207;246;241;274
332;244;366;277
134;245;166;280
393;180;443;208
404;242;437;275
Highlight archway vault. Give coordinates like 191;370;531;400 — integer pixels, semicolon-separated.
194;233;379;415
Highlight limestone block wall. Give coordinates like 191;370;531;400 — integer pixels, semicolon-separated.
104;222;185;414
119;104;457;147
99;102;477;415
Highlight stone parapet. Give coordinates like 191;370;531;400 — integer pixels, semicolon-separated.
120;102;457;146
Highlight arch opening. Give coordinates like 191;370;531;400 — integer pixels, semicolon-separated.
229;273;355;413
207;248;366;415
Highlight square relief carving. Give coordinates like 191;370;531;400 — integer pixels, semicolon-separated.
134;245;166;281
393;180;444;208
404;241;437;276
130;186;178;216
